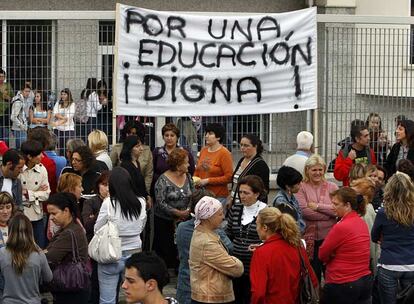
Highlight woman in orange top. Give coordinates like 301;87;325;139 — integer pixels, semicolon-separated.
194;123;233;206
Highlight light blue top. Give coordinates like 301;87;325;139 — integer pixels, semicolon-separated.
29;108;48;128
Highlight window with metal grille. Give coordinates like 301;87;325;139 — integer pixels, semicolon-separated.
6;20;52;93
99;21;115;46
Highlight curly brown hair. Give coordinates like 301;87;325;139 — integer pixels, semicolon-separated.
166;148;188;171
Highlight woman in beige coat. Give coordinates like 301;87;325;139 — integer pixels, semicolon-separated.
189;196;244;304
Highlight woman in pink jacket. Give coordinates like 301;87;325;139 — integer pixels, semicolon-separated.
296;154;338;282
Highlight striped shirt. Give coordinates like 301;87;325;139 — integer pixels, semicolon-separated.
226;201;266;275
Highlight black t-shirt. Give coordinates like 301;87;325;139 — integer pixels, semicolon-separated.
354;147;370;165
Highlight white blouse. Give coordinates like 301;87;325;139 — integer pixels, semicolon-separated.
53;102;75;131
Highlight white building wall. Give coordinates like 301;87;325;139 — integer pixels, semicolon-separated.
356;0;409;16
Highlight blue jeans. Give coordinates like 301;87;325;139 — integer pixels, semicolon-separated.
98;252;137;304
31;219;45;249
12;130;27;150
377;267;414;304
0;127;9;146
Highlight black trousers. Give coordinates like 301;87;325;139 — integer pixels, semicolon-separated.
311;239;326;283
322;274;372;304
233;274;251;304
153;215;178;269
53;289;89;304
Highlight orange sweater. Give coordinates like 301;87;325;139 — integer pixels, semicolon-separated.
194;146;233;197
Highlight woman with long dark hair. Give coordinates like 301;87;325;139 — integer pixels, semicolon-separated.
110;120;153;193
52;88;75;155
94;167;147;304
0;214;52;303
29;90;50;129
46;192;89;303
84;78;102;135
386;119;414;177
120;135;148;199
366;113;389;167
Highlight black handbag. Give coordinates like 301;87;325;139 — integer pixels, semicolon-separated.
298;248;319;304
50;229;90;292
397;282;414;304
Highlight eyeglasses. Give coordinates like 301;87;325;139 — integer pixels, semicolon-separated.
72;157;83;163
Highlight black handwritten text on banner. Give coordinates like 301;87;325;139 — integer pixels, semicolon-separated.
115;4;317;116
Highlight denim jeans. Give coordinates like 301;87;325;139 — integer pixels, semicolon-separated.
0;127;9;146
98;251;140;304
322;274;372;304
12;129;27;150
377;267;414;304
31;219;46;249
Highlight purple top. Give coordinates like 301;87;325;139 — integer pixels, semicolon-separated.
151;146;195;195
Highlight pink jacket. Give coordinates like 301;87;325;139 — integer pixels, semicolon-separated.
296;181;338;240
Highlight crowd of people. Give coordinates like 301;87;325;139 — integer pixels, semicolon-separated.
0;110;411;304
0;69;110;157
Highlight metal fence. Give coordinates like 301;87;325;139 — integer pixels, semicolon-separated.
1;12;414;173
318;15;414;170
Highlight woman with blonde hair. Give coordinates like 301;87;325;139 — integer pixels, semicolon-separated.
250;207;318;303
88;129;112;170
349;163;367;185
296;154;338;282
0;214;52;303
57;173;83;200
372;172;414;304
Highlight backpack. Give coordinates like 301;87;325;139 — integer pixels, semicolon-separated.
74;98;88;123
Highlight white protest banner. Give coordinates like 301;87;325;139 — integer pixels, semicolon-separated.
114;4;317;116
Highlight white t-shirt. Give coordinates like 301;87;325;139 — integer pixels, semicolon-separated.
53;102;75;131
0;226;8;244
86;91;102;118
1;178;13;196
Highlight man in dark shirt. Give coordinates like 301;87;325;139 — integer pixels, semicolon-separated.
0;149;24;209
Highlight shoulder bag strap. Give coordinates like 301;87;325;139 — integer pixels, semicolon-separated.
298;247;307;275
67;229;80;263
232;157;262;203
